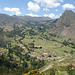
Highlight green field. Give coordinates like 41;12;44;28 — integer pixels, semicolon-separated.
20;35;75;56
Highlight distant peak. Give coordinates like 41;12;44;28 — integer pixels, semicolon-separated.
65;10;72;12
60;10;75;18
13;15;17;16
64;10;74;14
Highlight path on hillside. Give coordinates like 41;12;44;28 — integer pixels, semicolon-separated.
40;63;53;72
40;58;65;72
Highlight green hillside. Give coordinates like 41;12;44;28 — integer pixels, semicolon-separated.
0;10;75;75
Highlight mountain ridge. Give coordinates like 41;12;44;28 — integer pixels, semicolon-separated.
52;10;75;42
0;10;75;42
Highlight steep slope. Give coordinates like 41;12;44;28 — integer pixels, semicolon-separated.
56;10;75;27
53;10;75;42
0;14;20;26
0;14;21;31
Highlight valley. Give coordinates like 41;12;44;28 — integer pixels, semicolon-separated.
0;10;75;75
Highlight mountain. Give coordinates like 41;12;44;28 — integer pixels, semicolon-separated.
0;13;21;31
53;10;75;42
19;16;51;22
0;13;20;26
0;14;51;31
0;14;51;25
0;10;75;42
56;10;75;27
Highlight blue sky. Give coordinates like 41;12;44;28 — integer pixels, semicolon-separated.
0;0;75;18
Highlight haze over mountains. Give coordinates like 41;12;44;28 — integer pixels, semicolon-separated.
0;10;75;42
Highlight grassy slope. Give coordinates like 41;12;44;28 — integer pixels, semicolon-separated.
45;58;75;75
21;35;75;56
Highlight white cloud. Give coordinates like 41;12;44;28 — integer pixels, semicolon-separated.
27;1;40;12
60;14;62;16
43;8;49;12
62;4;75;9
34;0;63;8
26;13;39;17
0;9;1;11
4;7;21;15
43;14;48;17
55;9;58;11
44;13;60;19
49;13;56;18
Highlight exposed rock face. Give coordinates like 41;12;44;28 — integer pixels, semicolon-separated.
53;10;75;41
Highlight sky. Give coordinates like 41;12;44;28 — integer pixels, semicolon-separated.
0;0;75;19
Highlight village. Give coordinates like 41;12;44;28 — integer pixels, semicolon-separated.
0;44;64;62
18;44;61;61
28;51;57;61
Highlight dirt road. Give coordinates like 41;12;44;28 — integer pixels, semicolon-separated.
40;58;65;72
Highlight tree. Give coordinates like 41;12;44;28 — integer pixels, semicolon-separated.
67;64;75;75
22;61;28;68
70;50;73;54
50;68;57;75
28;43;34;48
24;69;46;75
